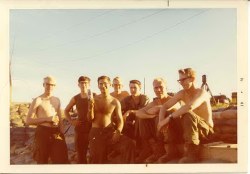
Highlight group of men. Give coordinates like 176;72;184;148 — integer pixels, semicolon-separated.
26;68;214;164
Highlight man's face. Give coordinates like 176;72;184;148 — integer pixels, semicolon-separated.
178;73;193;90
43;79;56;94
98;79;111;94
78;80;90;93
112;79;122;92
129;83;141;96
153;81;165;98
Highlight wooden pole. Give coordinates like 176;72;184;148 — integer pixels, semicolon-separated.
143;78;145;94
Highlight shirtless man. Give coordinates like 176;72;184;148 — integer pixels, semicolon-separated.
88;76;135;164
158;68;214;163
136;78;180;163
64;76;92;164
26;76;68;164
110;77;129;101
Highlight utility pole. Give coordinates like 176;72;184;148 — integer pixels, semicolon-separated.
9;61;12;104
143;78;145;95
10;37;15;104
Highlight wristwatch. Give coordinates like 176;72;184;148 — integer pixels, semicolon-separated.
114;129;121;135
169;114;174;121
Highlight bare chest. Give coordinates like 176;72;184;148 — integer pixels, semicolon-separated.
95;99;115;115
183;93;207;114
37;99;59;117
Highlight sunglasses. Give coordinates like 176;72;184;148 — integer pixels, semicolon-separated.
45;83;56;86
177;77;191;83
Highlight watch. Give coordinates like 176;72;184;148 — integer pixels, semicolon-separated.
169;114;174;121
114;129;121;135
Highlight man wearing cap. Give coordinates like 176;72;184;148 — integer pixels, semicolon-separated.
158;68;214;163
26;76;68;164
110;77;129;102
64;76;93;164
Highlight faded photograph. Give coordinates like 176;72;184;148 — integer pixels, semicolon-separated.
2;1;246;172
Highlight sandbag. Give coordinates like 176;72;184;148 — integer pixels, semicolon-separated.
219;125;237;134
213;126;221;133
216;133;237;143
220;109;237;119
224;118;237;126
213;118;237;126
212;112;222;120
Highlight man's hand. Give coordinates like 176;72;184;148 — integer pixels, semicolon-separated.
123;110;135;121
160;124;168;134
49;115;59;126
157;117;170;132
111;130;121;144
88;98;94;109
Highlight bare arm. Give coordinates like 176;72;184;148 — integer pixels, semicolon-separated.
158;92;182;123
136;102;158;119
123;95;151;120
114;99;124;133
87;98;95;121
158;90;209;131
171;89;208;118
64;97;75;121
57;100;64;133
26;98;52;125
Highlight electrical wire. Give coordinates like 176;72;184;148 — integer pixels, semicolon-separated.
32;9;166;53
43;9;209;65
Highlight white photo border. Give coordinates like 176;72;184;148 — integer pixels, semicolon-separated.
0;0;248;173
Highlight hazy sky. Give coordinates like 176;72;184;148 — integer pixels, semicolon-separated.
10;9;237;108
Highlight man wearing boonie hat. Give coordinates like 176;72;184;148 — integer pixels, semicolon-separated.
26;76;68;164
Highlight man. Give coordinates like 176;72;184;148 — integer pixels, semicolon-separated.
87;76;135;164
136;78;180;163
64;76;92;164
158;68;214;163
26;76;68;164
121;80;150;163
110;76;129;101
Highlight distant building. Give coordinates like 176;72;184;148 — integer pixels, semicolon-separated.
231;92;237;104
212;95;230;104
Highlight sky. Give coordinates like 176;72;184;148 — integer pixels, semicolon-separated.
9;9;237;108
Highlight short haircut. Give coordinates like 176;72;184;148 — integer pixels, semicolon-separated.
129;79;141;88
43;76;56;85
78;76;90;83
113;76;124;84
153;77;167;86
98;76;111;83
113;76;121;82
178;68;196;78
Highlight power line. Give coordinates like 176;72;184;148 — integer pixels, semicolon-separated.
32;9;165;54
43;9;209;65
10;34;17;103
33;10;113;44
12;9;209;76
